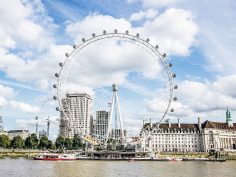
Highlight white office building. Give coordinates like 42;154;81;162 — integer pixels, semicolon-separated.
60;93;93;138
139;116;236;152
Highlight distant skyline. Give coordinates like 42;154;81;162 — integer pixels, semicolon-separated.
0;0;236;139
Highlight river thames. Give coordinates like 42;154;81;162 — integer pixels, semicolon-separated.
0;158;236;177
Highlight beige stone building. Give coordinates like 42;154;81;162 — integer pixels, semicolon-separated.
140;117;236;152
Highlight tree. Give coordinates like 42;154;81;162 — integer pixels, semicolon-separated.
64;138;72;150
55;135;65;149
0;134;10;148
39;136;48;149
72;134;82;149
30;134;39;149
11;136;24;149
24;134;39;149
47;140;53;149
24;136;33;149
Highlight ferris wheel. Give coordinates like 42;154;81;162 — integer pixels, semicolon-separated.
52;29;178;147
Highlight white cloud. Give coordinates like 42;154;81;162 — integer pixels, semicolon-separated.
0;0;53;51
0;84;40;113
213;75;236;98
0;97;8;107
191;0;236;75
177;80;236;112
129;9;158;21
0;84;15;98
139;8;198;55
145;75;236;122
0;84;15;107
127;0;183;8
0;44;71;84
9;101;40;113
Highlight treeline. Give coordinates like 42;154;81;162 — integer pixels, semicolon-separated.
0;134;85;150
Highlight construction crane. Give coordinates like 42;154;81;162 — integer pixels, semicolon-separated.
46;116;51;137
35;116;38;135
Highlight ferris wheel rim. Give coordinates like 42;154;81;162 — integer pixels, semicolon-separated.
54;30;177;139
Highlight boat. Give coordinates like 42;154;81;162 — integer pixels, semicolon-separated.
128;159;135;162
34;153;76;161
182;158;226;162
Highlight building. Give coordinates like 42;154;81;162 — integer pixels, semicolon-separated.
201;120;236;151
111;129;127;141
38;130;48;139
139;115;236;152
60;93;93;138
95;110;109;143
8;130;30;140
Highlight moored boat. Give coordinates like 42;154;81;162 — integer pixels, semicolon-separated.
34;153;76;161
182;157;226;162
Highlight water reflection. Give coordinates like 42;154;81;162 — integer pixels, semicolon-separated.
0;158;235;177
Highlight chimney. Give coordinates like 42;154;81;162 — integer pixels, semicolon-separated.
178;118;180;128
198;117;201;129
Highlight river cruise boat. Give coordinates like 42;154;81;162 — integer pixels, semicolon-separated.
34;153;76;161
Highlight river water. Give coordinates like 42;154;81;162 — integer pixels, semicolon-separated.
0;158;235;177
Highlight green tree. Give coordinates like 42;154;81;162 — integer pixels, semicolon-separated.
0;134;10;148
39;135;48;149
55;135;65;149
72;134;82;149
11;136;24;149
31;134;39;149
47;140;53;149
64;138;72;150
25;134;39;149
24;136;33;149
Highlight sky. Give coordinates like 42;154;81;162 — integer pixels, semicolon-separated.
0;0;236;139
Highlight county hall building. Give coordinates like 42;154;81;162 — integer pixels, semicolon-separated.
139;110;236;152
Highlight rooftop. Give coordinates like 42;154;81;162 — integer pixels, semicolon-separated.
142;120;236;130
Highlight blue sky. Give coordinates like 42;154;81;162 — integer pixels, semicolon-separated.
0;0;236;139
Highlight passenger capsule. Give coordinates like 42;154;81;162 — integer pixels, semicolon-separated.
55;73;59;77
174;85;178;89
53;84;57;88
163;53;166;58
125;30;129;34
103;30;106;34
65;53;69;57
114;29;118;33
56;107;60;111
172;73;176;78
170;108;174;112
59;62;63;67
92;33;96;37
53;96;57;100
136;33;140;38
73;45;77;49
169;63;172;67
173;97;177;101
82;38;85;42
146;38;150;43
